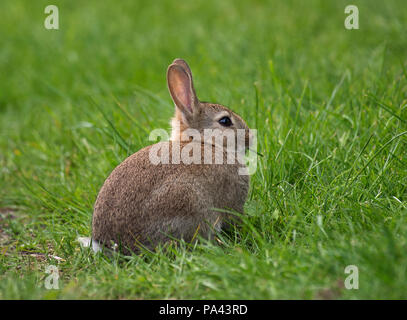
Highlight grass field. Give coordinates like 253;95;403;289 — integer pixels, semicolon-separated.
1;0;407;299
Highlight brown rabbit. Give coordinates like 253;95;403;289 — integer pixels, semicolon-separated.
91;59;251;254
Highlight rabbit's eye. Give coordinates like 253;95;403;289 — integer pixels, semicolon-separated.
218;116;232;127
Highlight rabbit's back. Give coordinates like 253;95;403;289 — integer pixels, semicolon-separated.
92;141;249;253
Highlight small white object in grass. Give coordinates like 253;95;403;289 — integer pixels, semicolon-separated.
77;237;102;253
50;255;65;261
392;196;402;204
316;215;328;237
316;215;323;227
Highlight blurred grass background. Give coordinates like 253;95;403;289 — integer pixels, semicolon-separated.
0;0;406;299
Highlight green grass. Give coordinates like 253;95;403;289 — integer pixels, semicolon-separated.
1;0;407;299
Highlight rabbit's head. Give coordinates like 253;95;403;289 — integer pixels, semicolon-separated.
167;59;251;150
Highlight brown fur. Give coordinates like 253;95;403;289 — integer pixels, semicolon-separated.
92;59;250;254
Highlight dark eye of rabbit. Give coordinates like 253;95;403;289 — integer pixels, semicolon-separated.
218;116;232;127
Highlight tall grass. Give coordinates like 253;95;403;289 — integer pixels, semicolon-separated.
0;0;406;299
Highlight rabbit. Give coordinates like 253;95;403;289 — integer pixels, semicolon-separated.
90;58;251;254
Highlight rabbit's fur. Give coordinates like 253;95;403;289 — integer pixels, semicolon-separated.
92;59;250;254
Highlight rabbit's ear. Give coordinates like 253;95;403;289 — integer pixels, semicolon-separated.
172;59;194;79
171;59;198;104
167;61;198;118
